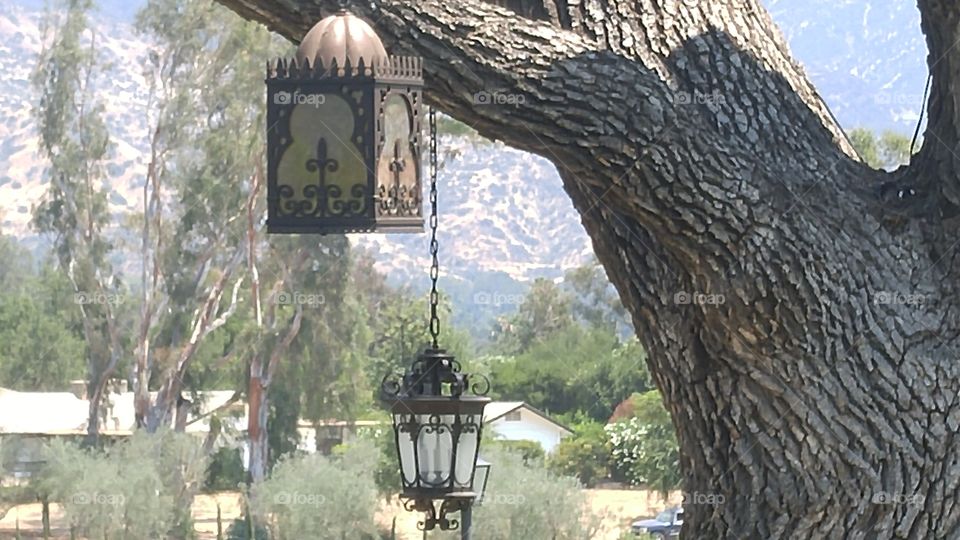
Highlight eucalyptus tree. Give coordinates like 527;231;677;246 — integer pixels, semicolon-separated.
216;1;960;537
132;0;274;432
31;0;124;444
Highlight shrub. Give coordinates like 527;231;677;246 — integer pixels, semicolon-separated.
226;516;270;540
352;422;399;499
435;448;600;540
250;441;380;539
547;421;612;487
37;430;209;539
205;446;245;492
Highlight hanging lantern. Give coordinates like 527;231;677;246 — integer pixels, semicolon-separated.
381;348;491;530
265;11;423;234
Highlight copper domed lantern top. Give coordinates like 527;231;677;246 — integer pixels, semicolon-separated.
295;11;388;67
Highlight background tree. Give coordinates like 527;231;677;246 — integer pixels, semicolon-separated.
132;0;268;433
31;0;125;444
492;278;573;356
0;265;85;390
488;263;650;421
546;419;612;487
216;1;960;537
848;128;916;170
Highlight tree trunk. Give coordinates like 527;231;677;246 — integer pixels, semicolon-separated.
247;372;269;484
216;0;960;537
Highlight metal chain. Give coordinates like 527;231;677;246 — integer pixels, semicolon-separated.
428;107;440;348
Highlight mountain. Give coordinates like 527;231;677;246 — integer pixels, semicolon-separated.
766;0;928;133
0;0;930;337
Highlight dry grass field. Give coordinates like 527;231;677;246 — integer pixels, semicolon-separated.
0;489;681;539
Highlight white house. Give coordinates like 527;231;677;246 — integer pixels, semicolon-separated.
482;401;572;453
299;402;572;455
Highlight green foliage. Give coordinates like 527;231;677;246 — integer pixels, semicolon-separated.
437;114;481;138
226;517;270;540
249;444;380;539
562;261;631;334
435;448;600;540
205;447;246;492
493;278;574;356
486;439;545;465
605;391;681;494
487;260;650;421
848;127;916;170
32;0;120;440
0;258;86;390
363;283;473;405
491;326;649;421
547;420;612;487
37;430;209;539
352;420;399;499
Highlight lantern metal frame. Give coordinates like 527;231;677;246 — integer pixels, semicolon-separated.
265;40;424;234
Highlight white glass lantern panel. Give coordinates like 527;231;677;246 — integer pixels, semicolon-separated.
473;458;491;504
416;414;453;488
453;417;480;489
396;414;417;485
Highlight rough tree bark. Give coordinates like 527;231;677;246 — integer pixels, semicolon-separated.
216;0;960;537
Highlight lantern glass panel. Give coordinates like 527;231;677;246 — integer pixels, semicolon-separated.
396;414;418;485
452;414;480;490
277;92;367;219
416;413;454;487
474;458;491;504
376;93;418;217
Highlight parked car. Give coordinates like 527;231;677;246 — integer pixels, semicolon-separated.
631;507;683;538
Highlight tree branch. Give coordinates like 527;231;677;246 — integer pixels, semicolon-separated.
915;0;960;215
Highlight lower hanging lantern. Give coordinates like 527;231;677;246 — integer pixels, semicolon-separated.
381;348;491;529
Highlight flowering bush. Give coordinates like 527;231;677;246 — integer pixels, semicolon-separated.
605;391;681;494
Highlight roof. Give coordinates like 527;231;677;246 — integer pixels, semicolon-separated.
0;388;244;436
482;401;573;435
0;388;88;435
